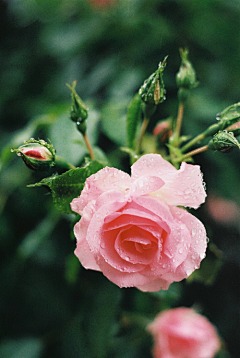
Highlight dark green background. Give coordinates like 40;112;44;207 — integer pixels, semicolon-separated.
0;1;239;357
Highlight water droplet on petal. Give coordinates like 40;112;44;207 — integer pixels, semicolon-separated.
191;228;197;237
100;242;105;249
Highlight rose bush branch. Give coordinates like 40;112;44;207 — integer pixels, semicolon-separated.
173;48;198;146
180;102;240;154
67;81;95;160
132;57;167;157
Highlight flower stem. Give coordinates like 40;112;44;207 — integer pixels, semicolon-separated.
176;102;185;139
136;116;150;154
181;115;240;154
181;132;206;153
83;133;95;160
182;145;208;160
55;155;76;170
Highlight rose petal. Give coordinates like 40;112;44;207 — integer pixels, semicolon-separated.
96;255;160;288
131;153;206;209
154;162;206;209
131;153;176;180
74;201;101;271
71;167;131;214
100;226;145;272
136;277;171;291
115;226;158;265
129;175;164;197
104;202;170;234
170;206;207;279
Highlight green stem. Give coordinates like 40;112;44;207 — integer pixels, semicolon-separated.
181;116;240;153
175;101;185;139
181;132;206;153
83;133;95;160
136;116;150;154
55;155;76;170
182;145;208;160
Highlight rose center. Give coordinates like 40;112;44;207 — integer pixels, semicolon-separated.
115;226;159;264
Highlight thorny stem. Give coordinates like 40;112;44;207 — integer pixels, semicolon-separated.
136;117;150;154
83;133;95;160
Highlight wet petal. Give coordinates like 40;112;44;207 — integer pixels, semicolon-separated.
131;154;206;209
71;167;131;214
129;175;164;197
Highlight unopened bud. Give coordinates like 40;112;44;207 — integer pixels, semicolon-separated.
76;120;87;136
176;48;198;90
66;81;88;122
12;139;55;170
153;118;173;143
208;131;240;153
139;56;167;106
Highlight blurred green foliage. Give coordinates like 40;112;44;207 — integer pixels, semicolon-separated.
0;0;240;357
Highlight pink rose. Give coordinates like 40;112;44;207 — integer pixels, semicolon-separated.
147;307;221;358
71;154;207;291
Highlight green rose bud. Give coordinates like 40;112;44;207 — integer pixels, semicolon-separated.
12;139;55;170
208;131;240;153
176;48;198;90
139;56;167;106
66;81;88;122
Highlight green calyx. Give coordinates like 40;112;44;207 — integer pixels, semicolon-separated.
208;131;240;153
139;56;168;106
176;48;198;90
66;81;88;123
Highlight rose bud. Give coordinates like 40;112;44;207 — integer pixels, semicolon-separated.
12;139;55;171
147;307;221;358
176;48;198;90
66;81;88;123
153;119;173;144
208;130;240;153
139;57;167;106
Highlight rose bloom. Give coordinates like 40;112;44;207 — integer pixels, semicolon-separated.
71;154;207;291
147;307;221;358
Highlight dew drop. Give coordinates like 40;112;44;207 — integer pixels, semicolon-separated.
178;247;183;254
191;228;197;237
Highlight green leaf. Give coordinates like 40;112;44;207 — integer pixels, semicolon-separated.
126;93;142;149
28;160;105;213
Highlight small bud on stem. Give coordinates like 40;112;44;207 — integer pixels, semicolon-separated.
12;139;56;171
208;131;240;153
66;81;88;123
